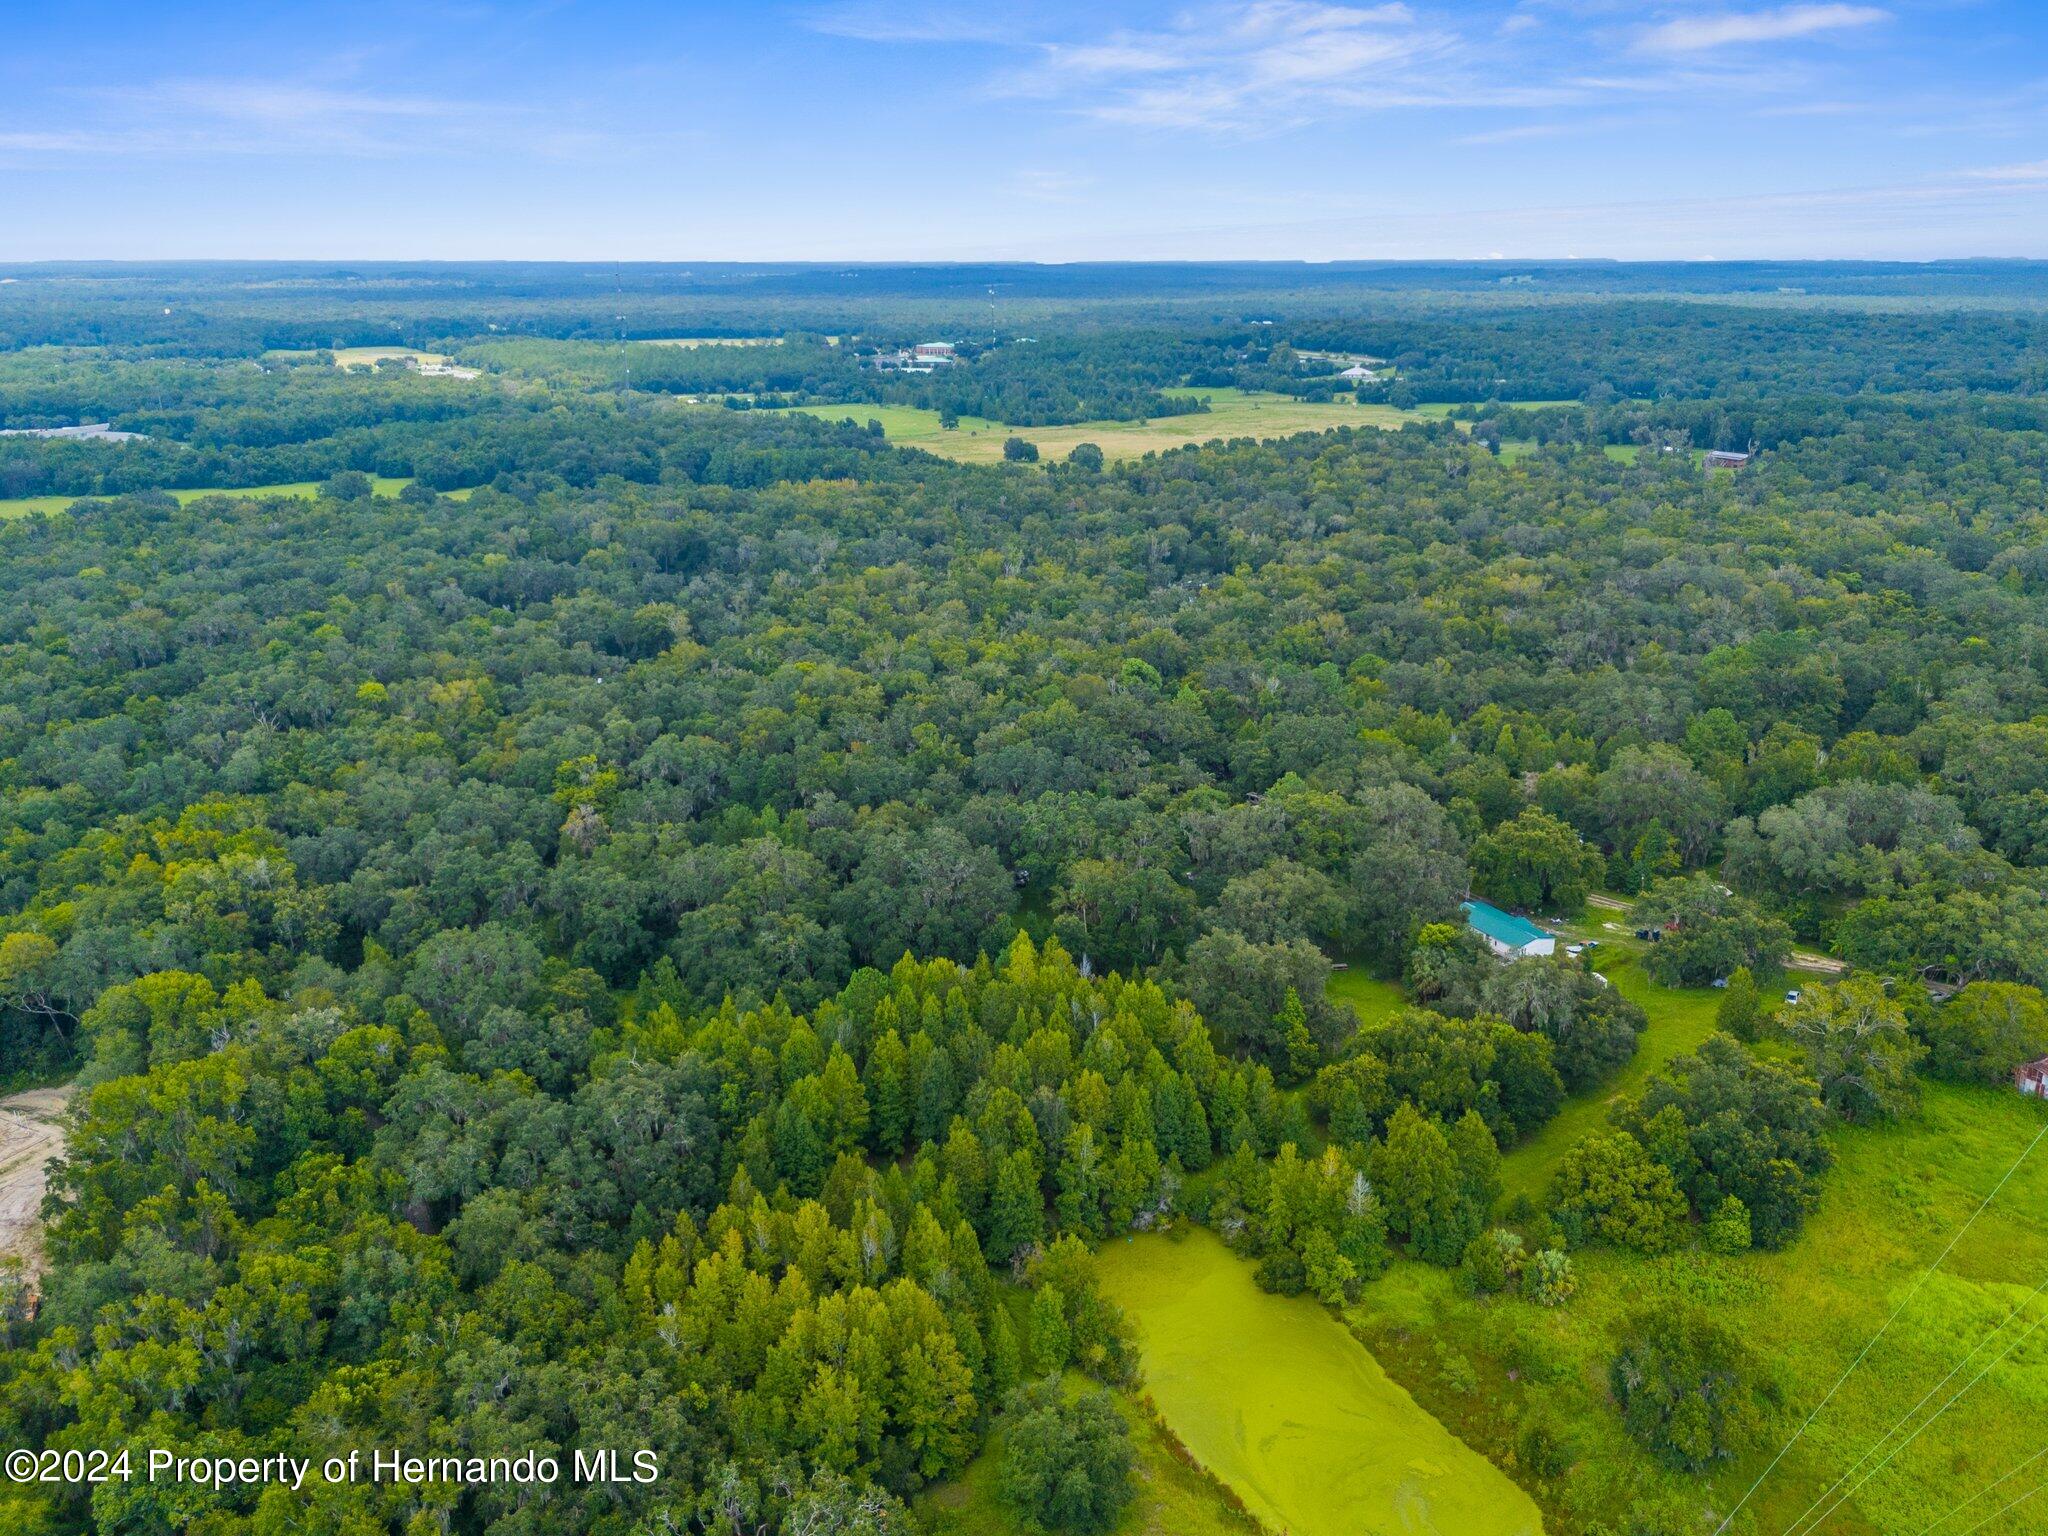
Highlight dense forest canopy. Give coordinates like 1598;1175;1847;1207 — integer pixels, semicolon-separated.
2;263;2047;1536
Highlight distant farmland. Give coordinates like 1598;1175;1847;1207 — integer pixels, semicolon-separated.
771;387;1421;465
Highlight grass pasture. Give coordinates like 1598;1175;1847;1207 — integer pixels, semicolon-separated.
1095;1225;1545;1536
0;478;475;519
772;387;1422;465
328;346;451;369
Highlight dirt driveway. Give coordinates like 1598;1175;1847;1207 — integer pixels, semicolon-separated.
0;1086;69;1272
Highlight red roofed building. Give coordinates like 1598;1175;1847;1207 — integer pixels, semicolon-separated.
2018;1056;2048;1098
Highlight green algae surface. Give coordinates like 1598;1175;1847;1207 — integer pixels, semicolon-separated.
1094;1226;1543;1536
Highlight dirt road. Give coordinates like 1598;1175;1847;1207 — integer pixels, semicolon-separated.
0;1086;69;1273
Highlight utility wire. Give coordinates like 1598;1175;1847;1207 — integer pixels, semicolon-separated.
1711;1118;2048;1536
1784;1302;2048;1536
1953;1475;2048;1536
1779;1272;2048;1536
1906;1441;2048;1536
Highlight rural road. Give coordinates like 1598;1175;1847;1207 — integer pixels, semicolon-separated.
0;1086;69;1271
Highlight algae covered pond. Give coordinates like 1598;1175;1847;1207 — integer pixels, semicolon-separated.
1094;1227;1542;1536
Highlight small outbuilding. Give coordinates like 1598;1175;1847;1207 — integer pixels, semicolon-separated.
1704;449;1752;470
2017;1055;2048;1099
1461;899;1556;959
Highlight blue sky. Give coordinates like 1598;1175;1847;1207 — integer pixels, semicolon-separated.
3;1;2046;260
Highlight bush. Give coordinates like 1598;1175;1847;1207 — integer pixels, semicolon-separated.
1703;1195;1752;1254
1715;965;1765;1041
1003;435;1040;462
1460;1227;1524;1295
1550;1132;1687;1253
1609;1306;1773;1471
997;1380;1135;1535
319;469;373;500
1517;1414;1575;1479
1918;981;2048;1084
1521;1246;1576;1306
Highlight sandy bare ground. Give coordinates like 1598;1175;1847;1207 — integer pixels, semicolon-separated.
0;1086;70;1273
1787;949;1849;974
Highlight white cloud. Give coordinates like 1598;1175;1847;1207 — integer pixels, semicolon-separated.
1009;168;1095;199
1964;160;2048;183
1635;4;1888;55
0;77;636;163
804;5;1021;45
1455;121;1574;145
1006;1;1459;131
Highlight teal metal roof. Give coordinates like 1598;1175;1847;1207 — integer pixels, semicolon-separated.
1461;899;1550;949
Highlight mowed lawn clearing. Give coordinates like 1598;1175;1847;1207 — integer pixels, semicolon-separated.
0;478;476;518
1095;1225;1544;1536
1498;946;1723;1202
1326;967;1409;1030
772;387;1422;465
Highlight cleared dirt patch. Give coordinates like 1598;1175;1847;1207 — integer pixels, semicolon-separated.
0;1086;69;1274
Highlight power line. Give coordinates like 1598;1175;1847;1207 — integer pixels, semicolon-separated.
1711;1118;2048;1536
1953;1475;2048;1536
1779;1272;2048;1536
1785;1302;2048;1536
1907;1441;2048;1536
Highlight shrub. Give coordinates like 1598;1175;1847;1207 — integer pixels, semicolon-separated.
1550;1132;1688;1253
1460;1227;1525;1295
1716;965;1765;1041
1918;981;2048;1084
1518;1414;1575;1479
1704;1195;1753;1254
1521;1246;1576;1307
998;1380;1135;1535
1609;1306;1773;1471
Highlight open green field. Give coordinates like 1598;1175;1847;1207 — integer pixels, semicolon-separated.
1326;967;1408;1030
916;1372;1260;1536
773;387;1421;465
1356;1080;2048;1534
0;478;475;519
329;346;450;369
1095;1225;1544;1536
